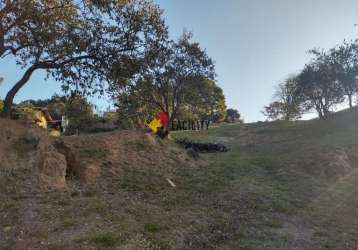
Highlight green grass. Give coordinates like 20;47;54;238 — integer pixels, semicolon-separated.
62;216;77;228
91;232;118;248
144;223;161;233
4;108;358;249
168;108;358;249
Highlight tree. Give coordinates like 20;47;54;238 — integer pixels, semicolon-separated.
0;76;3;110
0;0;167;117
112;32;216;124
225;108;241;123
179;78;226;122
0;75;3;110
262;101;285;121
114;78;224;128
330;41;358;108
115;89;157;128
296;49;344;119
263;75;302;121
63;94;95;132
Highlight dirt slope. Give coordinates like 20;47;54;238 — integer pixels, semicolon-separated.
2;107;358;249
0;119;197;249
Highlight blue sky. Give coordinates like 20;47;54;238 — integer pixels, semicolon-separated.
1;0;358;121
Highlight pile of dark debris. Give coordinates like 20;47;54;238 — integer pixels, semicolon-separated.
175;138;229;159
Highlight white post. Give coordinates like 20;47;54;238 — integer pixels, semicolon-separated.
61;116;68;133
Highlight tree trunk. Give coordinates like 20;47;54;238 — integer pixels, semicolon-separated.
1;65;37;118
348;94;353;109
318;111;323;119
0;23;6;57
315;104;324;119
322;103;330;118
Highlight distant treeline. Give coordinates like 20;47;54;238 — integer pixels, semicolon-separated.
170;120;210;131
263;40;358;121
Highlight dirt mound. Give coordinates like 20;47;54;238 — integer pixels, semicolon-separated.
0;118;195;189
0;119;67;189
54;130;196;185
0;118;199;249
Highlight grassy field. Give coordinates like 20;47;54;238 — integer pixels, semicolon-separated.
2;108;358;249
171;109;358;249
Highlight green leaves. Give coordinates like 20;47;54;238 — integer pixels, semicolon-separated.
112;32;219;126
1;0;168;116
264;40;358;120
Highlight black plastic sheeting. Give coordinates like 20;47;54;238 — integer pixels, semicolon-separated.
175;138;229;153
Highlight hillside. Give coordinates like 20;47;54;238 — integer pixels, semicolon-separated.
2;108;358;249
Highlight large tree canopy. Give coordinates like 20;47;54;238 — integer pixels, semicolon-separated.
0;0;167;117
112;33;218;125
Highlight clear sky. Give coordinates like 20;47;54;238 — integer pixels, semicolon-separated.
1;0;358;121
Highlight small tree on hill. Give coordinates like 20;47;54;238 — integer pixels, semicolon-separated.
225;108;241;123
263;75;302;121
262;101;285;121
297;50;344;118
330;41;358;108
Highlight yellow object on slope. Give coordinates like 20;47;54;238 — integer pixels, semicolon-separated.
49;129;61;137
148;118;162;133
33;110;48;129
0;100;4;111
